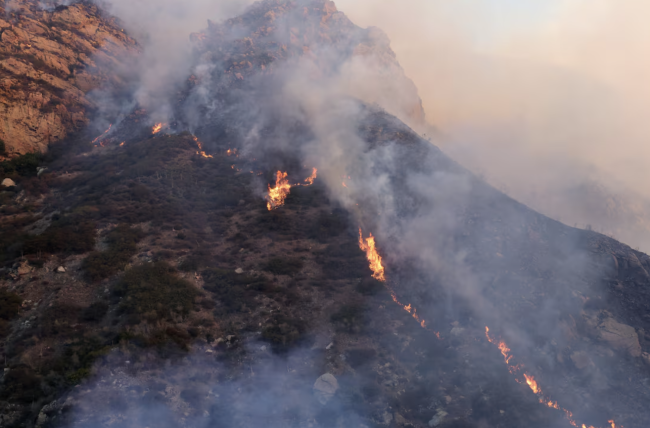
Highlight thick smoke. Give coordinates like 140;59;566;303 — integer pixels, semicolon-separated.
89;0;255;123
337;0;650;253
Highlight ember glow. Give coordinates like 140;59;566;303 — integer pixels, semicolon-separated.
485;326;618;428
266;171;291;210
358;228;385;281
91;124;112;145
152;123;164;134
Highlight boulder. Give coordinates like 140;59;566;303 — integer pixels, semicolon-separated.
17;260;32;275
56;266;66;273
598;318;641;357
313;373;338;404
234;268;244;274
1;178;16;187
570;351;594;370
428;409;448;427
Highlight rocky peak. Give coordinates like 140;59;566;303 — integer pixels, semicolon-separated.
0;0;138;155
188;0;426;128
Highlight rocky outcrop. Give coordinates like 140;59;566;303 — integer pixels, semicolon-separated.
188;0;426;130
598;317;642;357
0;0;138;155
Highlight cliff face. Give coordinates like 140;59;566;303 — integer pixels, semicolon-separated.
0;0;138;155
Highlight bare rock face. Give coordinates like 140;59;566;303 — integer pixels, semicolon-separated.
598;317;642;357
0;0;139;155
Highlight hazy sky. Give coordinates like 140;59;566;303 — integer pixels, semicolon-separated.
336;0;650;251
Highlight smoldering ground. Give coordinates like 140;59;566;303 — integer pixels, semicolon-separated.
53;1;650;427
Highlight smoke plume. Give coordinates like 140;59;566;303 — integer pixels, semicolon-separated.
337;0;650;253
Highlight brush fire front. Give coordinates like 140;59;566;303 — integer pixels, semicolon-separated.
265;168;318;210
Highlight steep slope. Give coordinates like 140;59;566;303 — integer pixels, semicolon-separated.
0;0;138;155
0;1;649;428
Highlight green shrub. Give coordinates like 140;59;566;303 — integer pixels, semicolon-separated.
0;152;43;176
0;289;22;337
202;268;270;312
82;224;145;281
264;257;304;276
23;218;96;255
81;301;109;322
262;314;307;352
356;277;385;296
308;210;347;242
0;365;42;403
39;303;82;338
114;261;199;322
330;303;367;333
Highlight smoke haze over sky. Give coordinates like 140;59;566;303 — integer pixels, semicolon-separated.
338;0;650;252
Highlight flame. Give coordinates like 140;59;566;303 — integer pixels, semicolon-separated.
193;136;213;158
119;142;125;147
266;171;291;210
303;167;317;186
524;374;540;394
91;124;112;145
263;169;318;210
358;228;385;281
357;228;440;336
226;148;238;157
152;123;164;134
342;181;348;188
485;326;619;428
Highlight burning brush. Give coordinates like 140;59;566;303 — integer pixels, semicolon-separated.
265;168;318;210
485;327;621;428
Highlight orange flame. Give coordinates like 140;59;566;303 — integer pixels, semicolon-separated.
342;181;348;188
152;123;164;134
193;136;213;158
485;326;619;428
303;167;317;186
91;124;112;145
119;141;125;147
524;374;540;394
226;148;238;157
358;228;385;281
266;171;291;210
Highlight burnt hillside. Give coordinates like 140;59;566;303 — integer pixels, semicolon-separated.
0;1;649;428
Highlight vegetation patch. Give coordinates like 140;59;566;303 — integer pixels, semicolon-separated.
114;261;199;322
0;152;43;177
261;313;308;352
330;302;367;334
0;289;22;337
82;224;145;281
23;216;96;255
264;257;304;276
202;268;272;313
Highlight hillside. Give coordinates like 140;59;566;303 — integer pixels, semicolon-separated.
0;1;649;428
